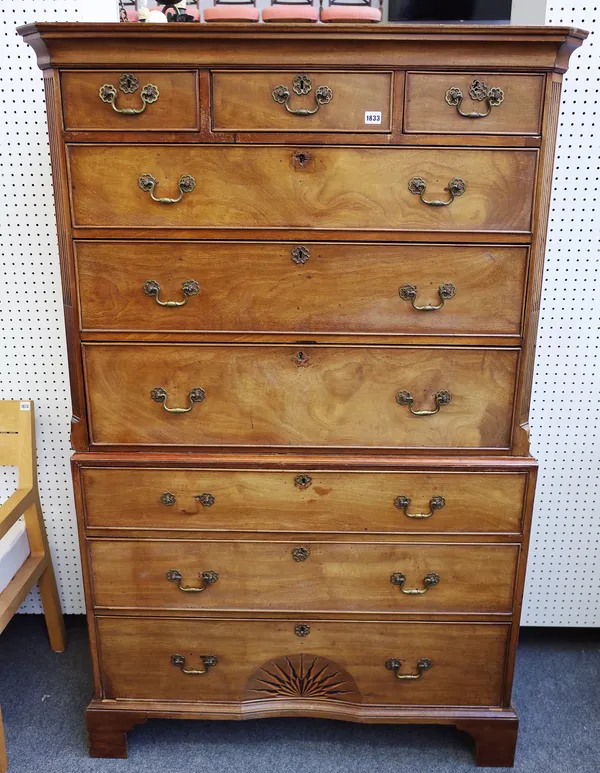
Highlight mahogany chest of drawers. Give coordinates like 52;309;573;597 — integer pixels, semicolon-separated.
19;22;586;767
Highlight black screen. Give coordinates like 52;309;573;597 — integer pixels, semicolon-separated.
388;0;512;22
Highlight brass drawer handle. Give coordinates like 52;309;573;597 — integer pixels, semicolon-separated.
99;73;159;115
445;79;505;119
166;568;219;592
390;571;440;595
139;173;196;204
151;386;206;413
385;657;432;680
159;492;215;509
399;282;456;311
171;654;218;675
143;279;200;307
272;75;333;116
393;495;445;519
395;390;451;416
408;177;466;207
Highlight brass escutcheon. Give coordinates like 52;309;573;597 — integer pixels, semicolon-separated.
291;246;310;265
291;546;310;562
294;473;313;490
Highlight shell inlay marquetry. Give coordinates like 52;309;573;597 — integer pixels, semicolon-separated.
244;653;361;702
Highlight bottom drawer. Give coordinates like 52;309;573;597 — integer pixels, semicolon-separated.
97;617;509;707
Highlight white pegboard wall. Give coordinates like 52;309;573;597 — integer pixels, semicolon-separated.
2;1;599;624
523;2;600;625
0;1;117;614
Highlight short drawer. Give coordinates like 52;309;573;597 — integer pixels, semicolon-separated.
404;72;544;136
212;71;392;133
61;70;200;131
83;344;519;450
81;468;527;535
89;539;519;614
67;145;536;233
75;241;528;338
97;617;510;706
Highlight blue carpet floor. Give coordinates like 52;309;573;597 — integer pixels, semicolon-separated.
1;616;599;772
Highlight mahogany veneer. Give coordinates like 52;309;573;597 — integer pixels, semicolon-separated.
19;22;586;767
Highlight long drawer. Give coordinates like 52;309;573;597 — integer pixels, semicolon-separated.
89;539;519;614
81;468;527;535
75;241;528;337
83;344;519;449
67;145;536;232
97;617;510;706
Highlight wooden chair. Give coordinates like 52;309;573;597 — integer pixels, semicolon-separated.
0;400;66;772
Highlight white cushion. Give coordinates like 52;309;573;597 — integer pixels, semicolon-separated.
0;518;30;594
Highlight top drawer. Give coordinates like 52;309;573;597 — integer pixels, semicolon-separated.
212;71;392;133
61;70;200;131
405;72;544;136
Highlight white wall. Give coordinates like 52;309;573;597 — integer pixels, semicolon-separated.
2;0;598;624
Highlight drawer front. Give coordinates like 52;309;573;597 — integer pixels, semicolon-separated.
89;540;519;613
97;617;510;706
68;145;536;232
83;344;519;449
76;241;528;337
61;71;199;131
405;72;544;136
82;468;527;535
212;71;392;133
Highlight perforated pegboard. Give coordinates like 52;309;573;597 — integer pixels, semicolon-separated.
0;1;116;614
522;1;600;626
2;1;599;624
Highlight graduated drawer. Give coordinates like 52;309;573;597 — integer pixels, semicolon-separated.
75;241;528;337
81;468;527;535
83;344;519;450
67;145;536;233
404;72;544;137
89;539;519;614
97;617;510;707
61;70;200;131
211;71;392;133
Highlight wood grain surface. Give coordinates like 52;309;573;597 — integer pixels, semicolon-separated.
67;145;537;232
212;71;392;133
83;344;519;449
97;617;510;706
89;539;519;614
75;242;528;336
81;467;526;535
404;73;544;136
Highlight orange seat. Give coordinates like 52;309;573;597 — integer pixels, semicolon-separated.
320;4;381;21
204;4;260;20
263;4;319;21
